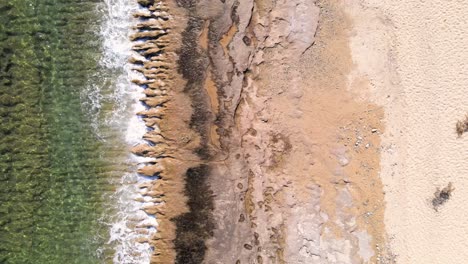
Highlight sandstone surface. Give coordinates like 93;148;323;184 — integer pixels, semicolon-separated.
130;1;468;263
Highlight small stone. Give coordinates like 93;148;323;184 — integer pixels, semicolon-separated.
243;36;251;46
338;156;349;166
371;129;378;133
244;244;253;250
239;214;245;222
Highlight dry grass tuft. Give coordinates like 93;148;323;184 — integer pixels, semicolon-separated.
456;115;468;136
432;182;454;211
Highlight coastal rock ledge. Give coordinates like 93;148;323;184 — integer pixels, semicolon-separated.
131;0;392;263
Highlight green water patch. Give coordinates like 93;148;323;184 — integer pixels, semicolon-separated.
0;1;113;263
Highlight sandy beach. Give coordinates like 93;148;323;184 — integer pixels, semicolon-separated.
349;0;468;262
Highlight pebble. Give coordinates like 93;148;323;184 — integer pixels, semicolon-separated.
339;156;349;166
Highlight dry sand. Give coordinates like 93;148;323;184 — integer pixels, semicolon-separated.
348;0;468;263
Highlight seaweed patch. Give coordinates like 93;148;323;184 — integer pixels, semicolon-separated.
172;164;215;264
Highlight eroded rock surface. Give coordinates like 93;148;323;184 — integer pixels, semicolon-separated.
130;0;391;263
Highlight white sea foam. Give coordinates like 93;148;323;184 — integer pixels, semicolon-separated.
93;0;160;263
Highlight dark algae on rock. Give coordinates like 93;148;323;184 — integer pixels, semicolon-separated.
172;165;215;264
129;0;218;262
173;4;216;263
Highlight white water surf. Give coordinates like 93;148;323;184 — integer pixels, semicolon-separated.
86;0;160;263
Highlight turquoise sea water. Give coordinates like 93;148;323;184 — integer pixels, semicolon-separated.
0;1;132;263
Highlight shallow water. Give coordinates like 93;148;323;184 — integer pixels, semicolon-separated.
0;1;143;263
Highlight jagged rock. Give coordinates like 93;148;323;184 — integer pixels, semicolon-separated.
138;164;163;176
137;108;163;118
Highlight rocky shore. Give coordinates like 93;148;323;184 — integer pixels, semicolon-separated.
131;0;468;263
131;0;390;263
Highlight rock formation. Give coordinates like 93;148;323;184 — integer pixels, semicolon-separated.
131;0;392;263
